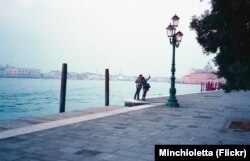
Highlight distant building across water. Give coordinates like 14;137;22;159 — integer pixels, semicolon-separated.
180;62;226;84
0;65;170;82
0;65;41;78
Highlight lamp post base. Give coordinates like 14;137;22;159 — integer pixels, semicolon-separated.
166;99;179;107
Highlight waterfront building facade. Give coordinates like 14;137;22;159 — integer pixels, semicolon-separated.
0;66;4;77
76;73;87;80
68;72;78;80
0;64;170;82
43;71;61;79
4;67;41;78
180;62;225;84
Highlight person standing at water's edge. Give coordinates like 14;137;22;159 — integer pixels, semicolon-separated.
142;75;151;101
134;74;143;100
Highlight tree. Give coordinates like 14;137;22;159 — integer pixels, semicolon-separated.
190;0;250;92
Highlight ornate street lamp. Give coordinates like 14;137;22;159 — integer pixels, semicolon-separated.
166;14;183;107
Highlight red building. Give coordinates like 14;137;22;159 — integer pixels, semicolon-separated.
180;62;225;84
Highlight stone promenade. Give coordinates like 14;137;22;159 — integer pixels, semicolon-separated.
0;91;250;161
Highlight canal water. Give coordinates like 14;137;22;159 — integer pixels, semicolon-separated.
0;78;199;120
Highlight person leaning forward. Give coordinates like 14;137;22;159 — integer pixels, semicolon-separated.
134;74;143;100
142;75;151;101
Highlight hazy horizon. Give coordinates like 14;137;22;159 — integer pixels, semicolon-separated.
0;0;215;77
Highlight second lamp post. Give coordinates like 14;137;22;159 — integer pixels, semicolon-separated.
166;14;183;107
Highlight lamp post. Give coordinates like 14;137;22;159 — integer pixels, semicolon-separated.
166;14;183;107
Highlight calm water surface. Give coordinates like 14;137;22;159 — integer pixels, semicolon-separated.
0;78;199;120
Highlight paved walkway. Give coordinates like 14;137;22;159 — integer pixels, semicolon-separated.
0;91;250;161
0;106;123;132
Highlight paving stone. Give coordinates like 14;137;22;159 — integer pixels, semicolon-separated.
103;154;146;161
82;145;117;153
58;147;82;154
115;149;154;161
74;149;102;157
94;152;111;160
14;157;42;161
0;151;24;161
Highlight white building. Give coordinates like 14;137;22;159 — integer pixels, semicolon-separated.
43;71;61;79
68;72;78;80
4;67;41;78
77;73;87;80
84;72;104;80
0;66;4;77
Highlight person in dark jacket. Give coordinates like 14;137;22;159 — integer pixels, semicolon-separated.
142;75;151;100
134;74;143;100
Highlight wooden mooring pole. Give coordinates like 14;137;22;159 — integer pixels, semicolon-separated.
105;69;109;106
59;63;67;113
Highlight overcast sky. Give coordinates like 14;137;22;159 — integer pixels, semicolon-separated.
0;0;214;77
